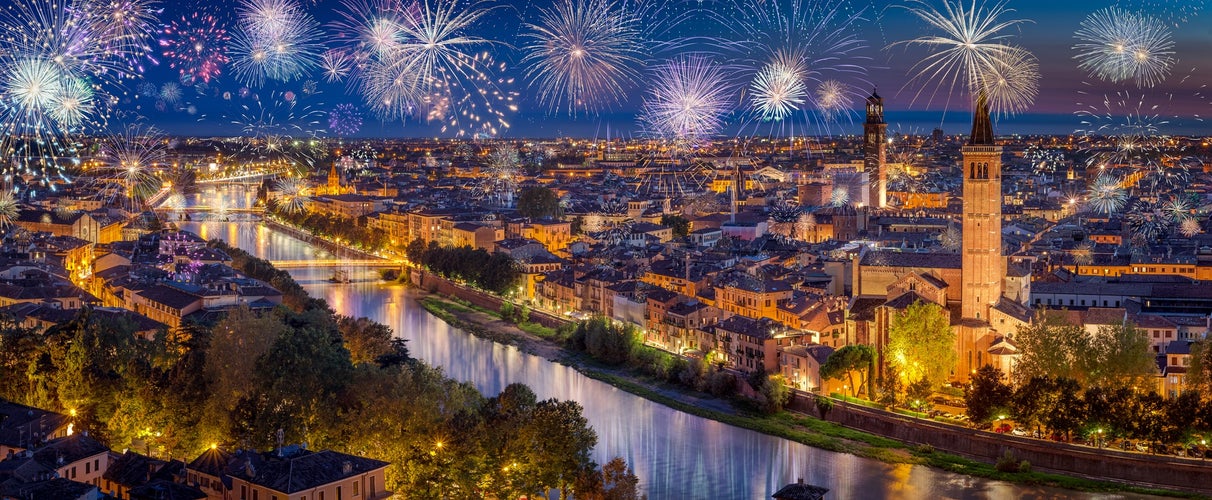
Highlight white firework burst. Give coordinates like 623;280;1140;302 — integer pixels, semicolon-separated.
1073;7;1175;88
830;187;849;207
320;49;353;83
1085;174;1126;216
979;45;1038;116
1180;218;1202;237
898;0;1033;111
640;56;734;143
521;0;645;115
749;51;808;122
0;191;17;228
97;123;168;209
815;79;854;122
273;176;311;213
230;0;325;87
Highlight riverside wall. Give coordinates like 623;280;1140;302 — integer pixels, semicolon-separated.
786;393;1212;494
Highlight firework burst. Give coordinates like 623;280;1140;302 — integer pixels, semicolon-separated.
1125;199;1177;241
230;0;325;87
96;123;168;210
328;103;364;137
520;0;645;115
320;49;353;83
273;176;311;213
335;0;516;135
639;56;733;143
979;45;1038;116
232;92;325;172
1085;173;1126;216
1180;218;1202;237
749;51;808;123
1073;7;1175;88
0;191;17;228
160;12;231;84
898;0;1036;114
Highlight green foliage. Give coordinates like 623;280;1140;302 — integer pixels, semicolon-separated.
270;205;391;252
887;300;955;390
906;378;934;411
995;450;1017;472
517;186;563;219
574;456;644;500
407;240;522;294
659;214;690;238
820;344;875;398
0;276;604;495
337;316;401;365
752;370;791;414
569;317;638;365
965;366;1014;426
1014;317;1156;389
815;396;835;420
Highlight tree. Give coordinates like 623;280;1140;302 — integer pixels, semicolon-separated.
1011;376;1056;436
1043;377;1085;441
201;307;290;444
1086;322;1158;390
964;365;1013;426
520;399;598;499
819;345;875;398
815;396;835;420
337;316;395;365
660;214;690;238
517;186;563;219
886;300;955;389
574;457;644;500
1011;316;1091;385
1189;340;1212;392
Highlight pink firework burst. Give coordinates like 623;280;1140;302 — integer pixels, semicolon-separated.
160;12;231;83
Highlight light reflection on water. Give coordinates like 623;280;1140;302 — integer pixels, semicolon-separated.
177;186;1157;499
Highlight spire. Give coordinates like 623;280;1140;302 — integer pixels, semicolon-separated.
969;91;994;146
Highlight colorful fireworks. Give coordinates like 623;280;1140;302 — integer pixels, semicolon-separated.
328;103;364;137
320;49;353;83
520;0;645;115
232;91;325;171
749;51;809;122
639;56;733;142
160;12;231;84
1073;7;1175;88
1125;199;1177;241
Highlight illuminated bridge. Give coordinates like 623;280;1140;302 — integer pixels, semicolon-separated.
153;206;266;213
268;259;401;269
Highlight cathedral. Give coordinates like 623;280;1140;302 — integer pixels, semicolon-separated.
314;157;356;196
851;91;1032;383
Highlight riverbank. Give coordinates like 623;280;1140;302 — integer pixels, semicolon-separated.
417;293;1205;498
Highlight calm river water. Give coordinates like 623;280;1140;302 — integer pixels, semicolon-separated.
174;185;1151;499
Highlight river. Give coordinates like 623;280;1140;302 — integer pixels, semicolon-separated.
174;185;1148;499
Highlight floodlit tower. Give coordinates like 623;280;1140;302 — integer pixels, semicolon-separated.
864;90;887;209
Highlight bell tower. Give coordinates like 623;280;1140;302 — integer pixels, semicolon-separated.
958;92;1005;377
864;89;887;208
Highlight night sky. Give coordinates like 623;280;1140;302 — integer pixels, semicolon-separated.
130;0;1212;138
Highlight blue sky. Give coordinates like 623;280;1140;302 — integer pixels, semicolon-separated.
137;0;1212;138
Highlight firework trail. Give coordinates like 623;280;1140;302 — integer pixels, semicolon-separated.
96;123;168;210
